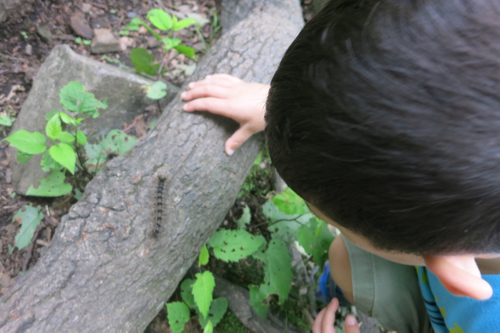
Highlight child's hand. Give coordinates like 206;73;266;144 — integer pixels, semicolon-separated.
181;74;269;156
312;298;360;333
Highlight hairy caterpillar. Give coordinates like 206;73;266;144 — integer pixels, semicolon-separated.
152;175;167;238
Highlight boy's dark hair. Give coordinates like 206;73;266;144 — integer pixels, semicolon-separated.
266;0;500;255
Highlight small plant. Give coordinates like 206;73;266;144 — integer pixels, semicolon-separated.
11;205;43;252
2;81;137;197
75;37;91;45
169;163;335;331
121;8;197;76
0;114;15;130
166;246;228;333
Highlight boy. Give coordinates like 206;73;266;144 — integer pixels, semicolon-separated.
182;0;500;332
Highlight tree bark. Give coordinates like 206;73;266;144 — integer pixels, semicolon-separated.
0;0;303;332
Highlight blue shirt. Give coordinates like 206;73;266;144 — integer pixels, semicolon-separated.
417;266;500;333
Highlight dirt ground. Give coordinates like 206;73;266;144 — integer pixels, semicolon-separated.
0;0;314;331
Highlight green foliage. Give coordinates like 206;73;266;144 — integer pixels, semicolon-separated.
3;129;47;154
122;8;197;75
180;278;196;309
130;48;163;76
203;321;213;333
166;302;190;333
0;114;14;127
208;229;265;262
249;285;269;318
272;187;308;215
192;271;215;319
258;239;292;304
59;81;107;117
13;205;43;250
3;82;135;198
199;244;209;267
145;81;168;100
235;205;251;229
197;297;228;329
26;170;73;197
297;218;335;267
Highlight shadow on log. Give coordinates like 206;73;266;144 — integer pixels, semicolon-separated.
0;0;303;331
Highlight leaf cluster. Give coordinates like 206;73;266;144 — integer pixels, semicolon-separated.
121;9;197;76
2;81;136;198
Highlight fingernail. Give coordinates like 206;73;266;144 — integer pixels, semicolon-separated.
346;315;357;326
181;92;187;99
188;82;195;88
226;149;234;156
183;104;189;111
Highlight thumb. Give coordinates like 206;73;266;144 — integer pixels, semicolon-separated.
224;126;254;156
344;315;360;333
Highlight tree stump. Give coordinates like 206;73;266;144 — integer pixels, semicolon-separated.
0;0;303;332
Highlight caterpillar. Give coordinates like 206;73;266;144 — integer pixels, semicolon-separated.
152;175;167;238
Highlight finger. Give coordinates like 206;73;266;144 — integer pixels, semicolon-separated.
344;315;360;333
181;85;229;101
182;97;234;116
312;308;327;333
322;298;339;333
188;74;242;89
225;126;255;156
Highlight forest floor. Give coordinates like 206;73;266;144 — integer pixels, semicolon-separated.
0;0;316;332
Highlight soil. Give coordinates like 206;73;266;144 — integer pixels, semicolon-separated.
0;0;315;331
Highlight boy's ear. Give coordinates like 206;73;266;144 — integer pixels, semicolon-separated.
423;255;493;300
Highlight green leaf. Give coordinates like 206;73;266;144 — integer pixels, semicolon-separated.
162;37;181;50
262;200;305;243
56;131;75;143
271;187;308;215
192;271;215;319
186;13;210;27
259;239;292;304
0;115;14;126
122;17;144;31
249;285;269;319
203;321;213;333
297;218;334;267
59;112;75;125
235;205;251;229
145;81;168;100
76;130;87;145
60;81;107;116
17;151;33;164
84;142;107;170
2;129;47;154
45;110;59;121
174;45;196;58
26;170;72;197
49;143;76;174
199;244;209;267
174;18;196;31
13;205;43;250
166;302;190;333
198;297;227;329
105;129;137;155
45;113;62;140
147;9;172;31
208;229;265;262
180;278;196;309
130;48;161;76
41;150;62;172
